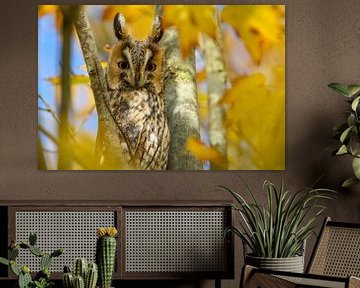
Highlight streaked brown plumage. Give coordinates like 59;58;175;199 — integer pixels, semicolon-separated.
106;14;169;170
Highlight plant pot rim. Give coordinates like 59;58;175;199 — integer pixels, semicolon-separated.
245;253;304;259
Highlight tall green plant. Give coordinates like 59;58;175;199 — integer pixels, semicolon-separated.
328;83;360;187
222;179;334;258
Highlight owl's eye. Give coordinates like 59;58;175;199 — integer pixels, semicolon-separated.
118;60;129;69
146;62;157;72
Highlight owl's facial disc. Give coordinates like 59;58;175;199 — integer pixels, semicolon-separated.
118;45;156;89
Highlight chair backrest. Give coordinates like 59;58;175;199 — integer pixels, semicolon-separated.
307;217;360;277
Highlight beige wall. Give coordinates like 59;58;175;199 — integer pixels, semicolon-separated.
0;0;360;287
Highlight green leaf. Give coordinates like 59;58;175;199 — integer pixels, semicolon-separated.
348;85;360;97
352;157;360;179
342;177;360;187
10;261;20;276
348;135;360;157
0;257;9;266
351;96;360;111
328;83;351;97
336;145;348;155
340;126;353;143
347;114;356;129
29;232;37;246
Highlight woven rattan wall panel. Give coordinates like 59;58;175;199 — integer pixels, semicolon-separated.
15;211;115;272
125;210;227;273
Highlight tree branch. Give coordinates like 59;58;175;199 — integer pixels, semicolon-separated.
73;5;128;169
58;5;75;169
161;28;203;170
200;10;228;170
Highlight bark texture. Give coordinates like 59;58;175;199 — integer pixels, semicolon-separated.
161;28;203;170
73;6;128;169
201;29;228;169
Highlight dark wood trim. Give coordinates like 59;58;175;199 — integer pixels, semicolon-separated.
0;200;233;207
327;220;360;229
7;207;16;279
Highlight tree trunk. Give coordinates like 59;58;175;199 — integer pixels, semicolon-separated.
73;6;129;169
200;14;228;170
161;28;203;170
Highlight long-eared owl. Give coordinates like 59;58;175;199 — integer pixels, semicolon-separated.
106;14;170;170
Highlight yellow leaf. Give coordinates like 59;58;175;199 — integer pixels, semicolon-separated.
196;69;206;83
163;5;217;58
38;5;58;17
79;61;107;71
46;75;90;86
222;72;285;170
197;91;209;123
186;138;227;168
103;5;155;40
38;5;63;30
221;5;285;64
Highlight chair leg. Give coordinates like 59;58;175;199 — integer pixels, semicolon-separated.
240;265;255;288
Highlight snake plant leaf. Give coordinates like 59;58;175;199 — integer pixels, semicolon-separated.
328;83;351;97
342;177;360;188
336;145;348;155
352;157;360;179
351;96;360;111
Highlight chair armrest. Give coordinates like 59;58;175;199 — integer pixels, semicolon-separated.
349;276;360;288
240;265;350;288
240;265;295;288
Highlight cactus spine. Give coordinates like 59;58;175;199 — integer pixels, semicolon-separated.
74;275;85;288
63;260;98;288
18;268;32;288
63;272;74;288
75;258;88;279
85;262;98;288
96;227;118;288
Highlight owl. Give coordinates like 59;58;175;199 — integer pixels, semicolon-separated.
106;13;170;170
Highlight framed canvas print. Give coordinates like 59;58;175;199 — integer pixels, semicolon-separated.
38;5;285;170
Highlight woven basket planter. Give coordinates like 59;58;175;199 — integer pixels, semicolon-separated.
245;254;305;273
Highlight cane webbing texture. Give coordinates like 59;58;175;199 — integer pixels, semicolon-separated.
125;210;227;273
15;211;115;272
309;226;360;277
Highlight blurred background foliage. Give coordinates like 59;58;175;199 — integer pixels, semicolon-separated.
38;5;285;170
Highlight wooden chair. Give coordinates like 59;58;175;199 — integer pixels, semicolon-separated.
241;217;360;288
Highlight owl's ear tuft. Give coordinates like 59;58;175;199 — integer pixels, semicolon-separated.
149;16;164;43
113;13;129;41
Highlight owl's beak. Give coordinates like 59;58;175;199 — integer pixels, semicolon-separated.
134;72;145;88
138;72;146;88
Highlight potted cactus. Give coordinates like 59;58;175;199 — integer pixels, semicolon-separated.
0;232;63;288
96;227;118;288
62;258;98;288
